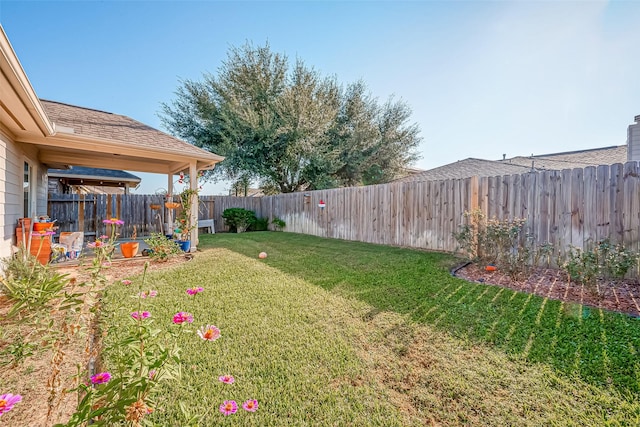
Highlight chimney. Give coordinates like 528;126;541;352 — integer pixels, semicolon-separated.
502;154;506;160
628;115;640;161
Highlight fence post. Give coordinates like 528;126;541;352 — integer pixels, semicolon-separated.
78;194;85;236
469;176;479;213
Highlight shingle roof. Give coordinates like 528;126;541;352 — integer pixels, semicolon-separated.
395;158;533;182
48;167;141;183
40;99;219;159
399;145;629;182
501;145;627;170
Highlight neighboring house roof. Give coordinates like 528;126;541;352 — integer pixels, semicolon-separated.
48;166;141;184
399;145;629;182
395;158;532;182
501;145;627;170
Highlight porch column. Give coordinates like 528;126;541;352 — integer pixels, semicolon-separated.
189;161;199;249
166;174;174;236
167;174;174;199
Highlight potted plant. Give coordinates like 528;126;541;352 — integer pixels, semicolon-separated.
120;225;139;258
143;232;182;262
174;188;198;252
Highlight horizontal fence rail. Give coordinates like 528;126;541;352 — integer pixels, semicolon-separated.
47;162;640;259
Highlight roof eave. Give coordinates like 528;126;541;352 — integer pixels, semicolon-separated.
48;172;142;183
0;26;55;137
18;130;225;164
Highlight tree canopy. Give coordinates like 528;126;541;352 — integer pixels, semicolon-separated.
160;42;422;193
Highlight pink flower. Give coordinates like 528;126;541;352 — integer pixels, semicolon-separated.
218;374;234;384
99;234;109;240
242;399;258;412
219;400;237;416
121;279;132;285
138;290;158;299
90;372;111;385
103;218;124;225
148;370;157;380
0;393;22;416
186;287;204;296
197;325;221;341
131;311;151;320
172;312;193;324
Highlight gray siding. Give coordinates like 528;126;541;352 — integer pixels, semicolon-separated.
628;121;640;162
0;130;24;258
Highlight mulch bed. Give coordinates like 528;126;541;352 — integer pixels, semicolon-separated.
454;263;640;318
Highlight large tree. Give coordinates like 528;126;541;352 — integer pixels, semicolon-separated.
161;43;421;193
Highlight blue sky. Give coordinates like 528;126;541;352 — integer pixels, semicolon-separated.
1;1;639;195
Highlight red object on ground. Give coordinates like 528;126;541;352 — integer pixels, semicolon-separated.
485;265;497;272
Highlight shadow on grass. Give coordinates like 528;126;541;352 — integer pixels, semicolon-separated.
200;232;640;395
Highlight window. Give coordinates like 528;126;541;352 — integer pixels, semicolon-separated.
23;161;32;218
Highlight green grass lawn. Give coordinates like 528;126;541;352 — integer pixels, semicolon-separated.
100;232;640;425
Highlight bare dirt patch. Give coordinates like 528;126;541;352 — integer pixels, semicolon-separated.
454;263;640;317
0;254;192;427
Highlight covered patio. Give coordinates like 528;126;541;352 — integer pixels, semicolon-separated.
12;98;223;252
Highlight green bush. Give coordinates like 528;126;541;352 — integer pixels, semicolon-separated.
250;217;269;231
222;208;257;233
562;245;600;289
453;210;533;280
561;240;640;290
271;217;286;231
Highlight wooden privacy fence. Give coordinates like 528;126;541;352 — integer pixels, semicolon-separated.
214;161;640;256
48;194;216;239
48;161;640;257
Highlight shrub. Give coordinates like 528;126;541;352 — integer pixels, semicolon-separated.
560;240;639;289
250;217;269;231
598;239;638;279
271;217;286;231
562;245;600;290
453;210;533;280
453;209;484;261
222;208;257;233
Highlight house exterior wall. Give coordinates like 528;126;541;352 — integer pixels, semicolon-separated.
628;116;640;162
0;129;48;259
0;129;24;258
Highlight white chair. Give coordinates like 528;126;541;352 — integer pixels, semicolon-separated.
198;219;215;234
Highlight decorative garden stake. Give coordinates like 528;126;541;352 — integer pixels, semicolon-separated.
318;200;326;210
